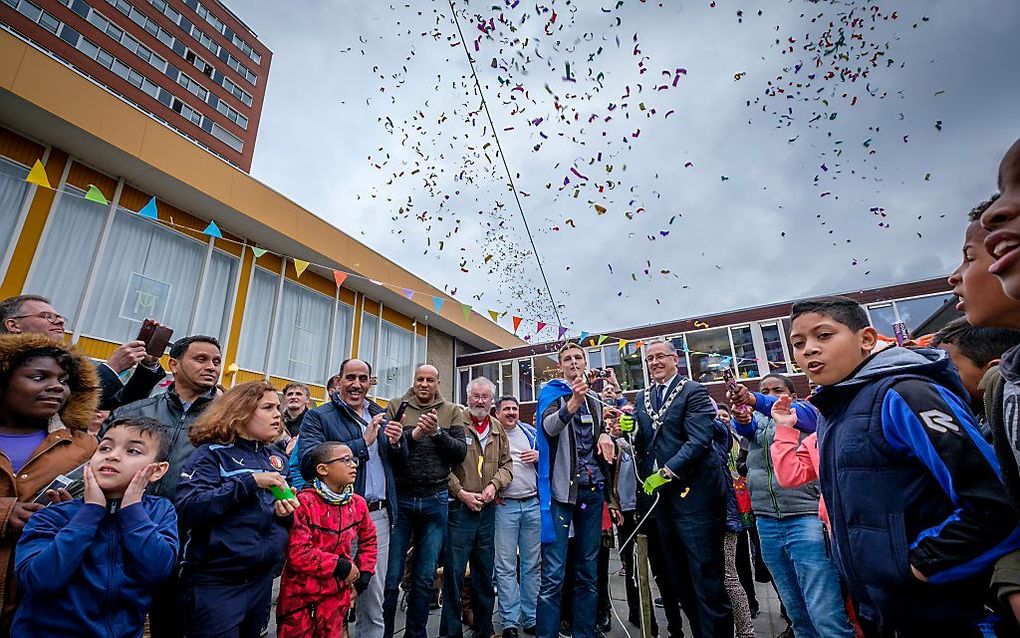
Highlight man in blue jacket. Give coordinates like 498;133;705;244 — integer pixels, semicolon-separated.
622;340;732;637
298;358;407;638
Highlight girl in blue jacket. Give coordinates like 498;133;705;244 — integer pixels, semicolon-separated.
176;381;300;638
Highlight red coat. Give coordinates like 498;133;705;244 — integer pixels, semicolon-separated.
277;489;378;638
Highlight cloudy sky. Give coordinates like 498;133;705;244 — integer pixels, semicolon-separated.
238;0;1020;336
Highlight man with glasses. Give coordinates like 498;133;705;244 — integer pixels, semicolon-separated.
621;340;732;637
0;294;165;409
440;377;512;638
299;359;407;638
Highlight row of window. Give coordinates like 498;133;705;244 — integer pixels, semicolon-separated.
456;292;955;404
185;0;260;65
0;155;423;392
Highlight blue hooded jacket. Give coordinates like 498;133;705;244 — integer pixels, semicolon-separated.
812;346;1020;629
12;496;178;638
536;379;572;543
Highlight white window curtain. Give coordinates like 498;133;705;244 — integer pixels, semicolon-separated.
80;209;206;343
192;248;238;342
0;158;31;258
415;333;426;365
25;186;106;327
328;302;355;375
269;280;332;383
359;310;379;367
376;320;413;399
238;266;277;370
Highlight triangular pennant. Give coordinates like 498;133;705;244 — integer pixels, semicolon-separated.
26;160;51;189
635;340;644;350
202;220;222;238
597;335;608;346
138;197;159;219
432;297;445;314
251;246;268;258
512;316;523;333
618;338;629;351
579;331;590;342
461;304;472;322
488;310;499;322
557;326;568;340
536;321;547;333
401;288;415;300
84;184;108;205
293;259;310;278
332;270;348;288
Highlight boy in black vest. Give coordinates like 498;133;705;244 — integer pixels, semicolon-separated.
784;295;1020;637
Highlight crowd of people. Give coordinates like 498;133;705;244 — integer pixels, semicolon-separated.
0;137;1019;638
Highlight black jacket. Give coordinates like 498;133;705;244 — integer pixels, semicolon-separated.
96;362;166;411
298;395;408;515
105;385;217;498
632;377;727;513
990;349;1020;515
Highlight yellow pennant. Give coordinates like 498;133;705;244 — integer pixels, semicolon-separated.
293;259;310;278
26;160;51;189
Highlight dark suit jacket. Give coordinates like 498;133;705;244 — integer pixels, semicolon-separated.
298;395;408;516
96;362;166;411
633;376;727;512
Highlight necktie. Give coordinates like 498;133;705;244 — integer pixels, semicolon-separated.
654;384;665;411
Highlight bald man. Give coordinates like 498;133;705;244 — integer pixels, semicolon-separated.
382;364;467;638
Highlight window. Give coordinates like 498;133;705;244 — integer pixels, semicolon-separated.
730;325;758;379
759;322;790;373
359;310;379;367
191;249;237;343
533;354;560;396
215;100;248;129
238;266;277;370
517;358;534;402
500;361;513;397
190;24;216;54
25;186;107;328
222;77;253;107
211;123;243;152
78;36;100;58
328;302;355;375
87;10;110;32
896;294;954;334
226;55;256;85
17;0;42;22
79;209;208;343
589;343;645;391
666;336;691;379
270;280;332;384
458;368;469;404
867;304;898;338
177;73;208;101
38;10;60;33
0;158;31;262
376;321;414;399
686;327;734;384
97;49;115;68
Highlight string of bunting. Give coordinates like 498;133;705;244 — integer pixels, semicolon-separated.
18;163;809;368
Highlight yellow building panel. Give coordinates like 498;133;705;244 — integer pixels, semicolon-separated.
382;306;414;331
254;253;283;275
0;149;68;298
66;161;116;195
224;248;255;370
234;370;265;385
363;298;381;317
0;126;44;166
290;269;334;298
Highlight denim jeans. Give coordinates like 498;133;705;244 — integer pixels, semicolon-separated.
494;496;542;630
439;501;497;638
756;515;855;638
354;508;390;638
384;490;449;638
536;486;604;638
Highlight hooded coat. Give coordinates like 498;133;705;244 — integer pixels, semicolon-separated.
0;334;99;635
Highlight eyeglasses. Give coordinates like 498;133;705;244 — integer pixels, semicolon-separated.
324;456;359;467
12;312;66;325
646;353;677;362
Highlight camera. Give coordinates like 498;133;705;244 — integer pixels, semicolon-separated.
588;368;611;381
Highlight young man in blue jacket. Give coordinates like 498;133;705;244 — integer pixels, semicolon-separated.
786;295;1020;636
12;417;178;638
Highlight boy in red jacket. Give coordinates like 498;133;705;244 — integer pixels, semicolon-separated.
277;442;378;638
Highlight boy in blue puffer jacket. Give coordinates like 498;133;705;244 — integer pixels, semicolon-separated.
12;417;178;638
786;295;1020;637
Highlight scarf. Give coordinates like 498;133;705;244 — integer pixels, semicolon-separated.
535;379;573;544
313;478;354;505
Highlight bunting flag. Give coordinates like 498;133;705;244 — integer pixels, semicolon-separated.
432;296;445;314
635;340;644;350
202;220;222;238
251;246;268;258
557;326;568;340
84;184;108;205
293;259;310;278
597;335;608;346
461;304;472;322
139;197;159;219
488;309;500;322
26;160;51;189
332;270;348;288
401;288;415;300
512;316;523;333
579;331;590;343
618;338;629;351
536;321;547;333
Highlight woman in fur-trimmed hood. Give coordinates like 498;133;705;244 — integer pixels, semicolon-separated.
0;333;99;636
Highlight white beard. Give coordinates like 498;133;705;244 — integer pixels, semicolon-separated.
468;406;490;420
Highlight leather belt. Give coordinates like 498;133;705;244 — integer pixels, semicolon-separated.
367;500;386;512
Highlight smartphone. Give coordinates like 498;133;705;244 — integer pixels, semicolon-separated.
393;400;410;422
136;318;156;344
33;463;87;504
136;319;173;357
723;369;753;419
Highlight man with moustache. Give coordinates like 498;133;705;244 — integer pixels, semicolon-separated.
299;359;407;638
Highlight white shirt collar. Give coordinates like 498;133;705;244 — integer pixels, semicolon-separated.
657;373;679;391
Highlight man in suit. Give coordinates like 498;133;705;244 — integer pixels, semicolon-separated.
622;340;732;637
298;358;407;638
